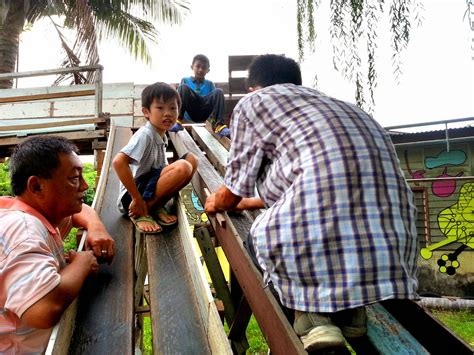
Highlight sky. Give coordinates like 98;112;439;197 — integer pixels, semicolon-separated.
16;0;474;128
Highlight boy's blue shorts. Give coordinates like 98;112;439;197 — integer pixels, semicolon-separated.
120;153;190;212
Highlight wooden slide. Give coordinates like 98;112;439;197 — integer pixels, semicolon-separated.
46;123;230;354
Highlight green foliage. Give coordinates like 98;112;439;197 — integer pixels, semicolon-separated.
0;160;11;196
82;163;97;206
143;316;153;355
64;227;78;252
246;315;268;353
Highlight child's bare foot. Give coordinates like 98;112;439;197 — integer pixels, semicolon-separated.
154;207;178;226
130;216;162;233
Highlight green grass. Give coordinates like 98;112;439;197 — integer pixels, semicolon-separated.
223;315;268;353
143;316;153;354
430;309;474;348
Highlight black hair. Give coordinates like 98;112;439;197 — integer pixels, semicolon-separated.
247;54;302;88
192;54;210;68
9;135;79;196
141;82;181;110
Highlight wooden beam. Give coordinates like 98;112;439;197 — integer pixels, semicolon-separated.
204;121;231;151
191;125;229;176
0;117;105;132
168;130;305;355
0;129;106;146
0;89;95;103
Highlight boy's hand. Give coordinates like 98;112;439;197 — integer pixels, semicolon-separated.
128;196;148;218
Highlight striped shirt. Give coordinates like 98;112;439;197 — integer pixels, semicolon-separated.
0;197;67;353
117;121;169;213
225;84;419;312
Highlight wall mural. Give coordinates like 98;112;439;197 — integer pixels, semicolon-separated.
425;150;466;198
421;182;474;275
405;149;472;275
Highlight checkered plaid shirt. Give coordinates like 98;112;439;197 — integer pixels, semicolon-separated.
225;84;418;312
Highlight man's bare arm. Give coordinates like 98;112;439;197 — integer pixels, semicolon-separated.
72;204;115;263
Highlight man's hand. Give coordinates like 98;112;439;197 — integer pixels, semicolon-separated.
86;228;115;264
204;192;220;215
66;250;99;273
205;185;243;214
72;204;115;264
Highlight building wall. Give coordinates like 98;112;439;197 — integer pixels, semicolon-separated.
395;142;474;297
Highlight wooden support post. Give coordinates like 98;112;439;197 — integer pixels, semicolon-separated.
194;226;249;352
133;229;148;353
228;296;252;348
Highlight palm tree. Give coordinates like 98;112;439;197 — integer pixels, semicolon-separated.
0;0;189;88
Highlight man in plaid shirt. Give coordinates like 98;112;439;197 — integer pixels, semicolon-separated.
205;54;418;351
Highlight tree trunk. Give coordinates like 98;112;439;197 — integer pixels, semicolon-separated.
0;1;26;89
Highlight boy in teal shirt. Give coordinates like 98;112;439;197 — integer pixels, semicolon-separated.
171;54;230;137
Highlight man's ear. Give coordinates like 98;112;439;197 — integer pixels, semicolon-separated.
142;107;150;118
27;176;43;194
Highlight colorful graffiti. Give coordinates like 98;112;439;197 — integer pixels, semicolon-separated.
405;149;466;196
425;150;466;198
420;182;474;274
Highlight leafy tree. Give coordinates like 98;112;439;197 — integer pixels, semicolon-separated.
297;0;424;111
0;0;189;88
0;160;12;196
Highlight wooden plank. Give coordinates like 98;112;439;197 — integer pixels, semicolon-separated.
174;194;231;354
228;55;257;72
169;130;305;355
0;129;106;146
205;121;230;152
0;97;132;119
146;213;211;354
191;124;229;176
0;89;95;103
228;77;248;95
0;117;104;132
68;126;135;354
362;303;429;354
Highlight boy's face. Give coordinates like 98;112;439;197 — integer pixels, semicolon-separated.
142;97;179;136
191;60;209;81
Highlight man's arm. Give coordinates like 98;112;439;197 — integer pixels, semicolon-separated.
21;250;98;329
205;185;264;214
72;204;115;263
